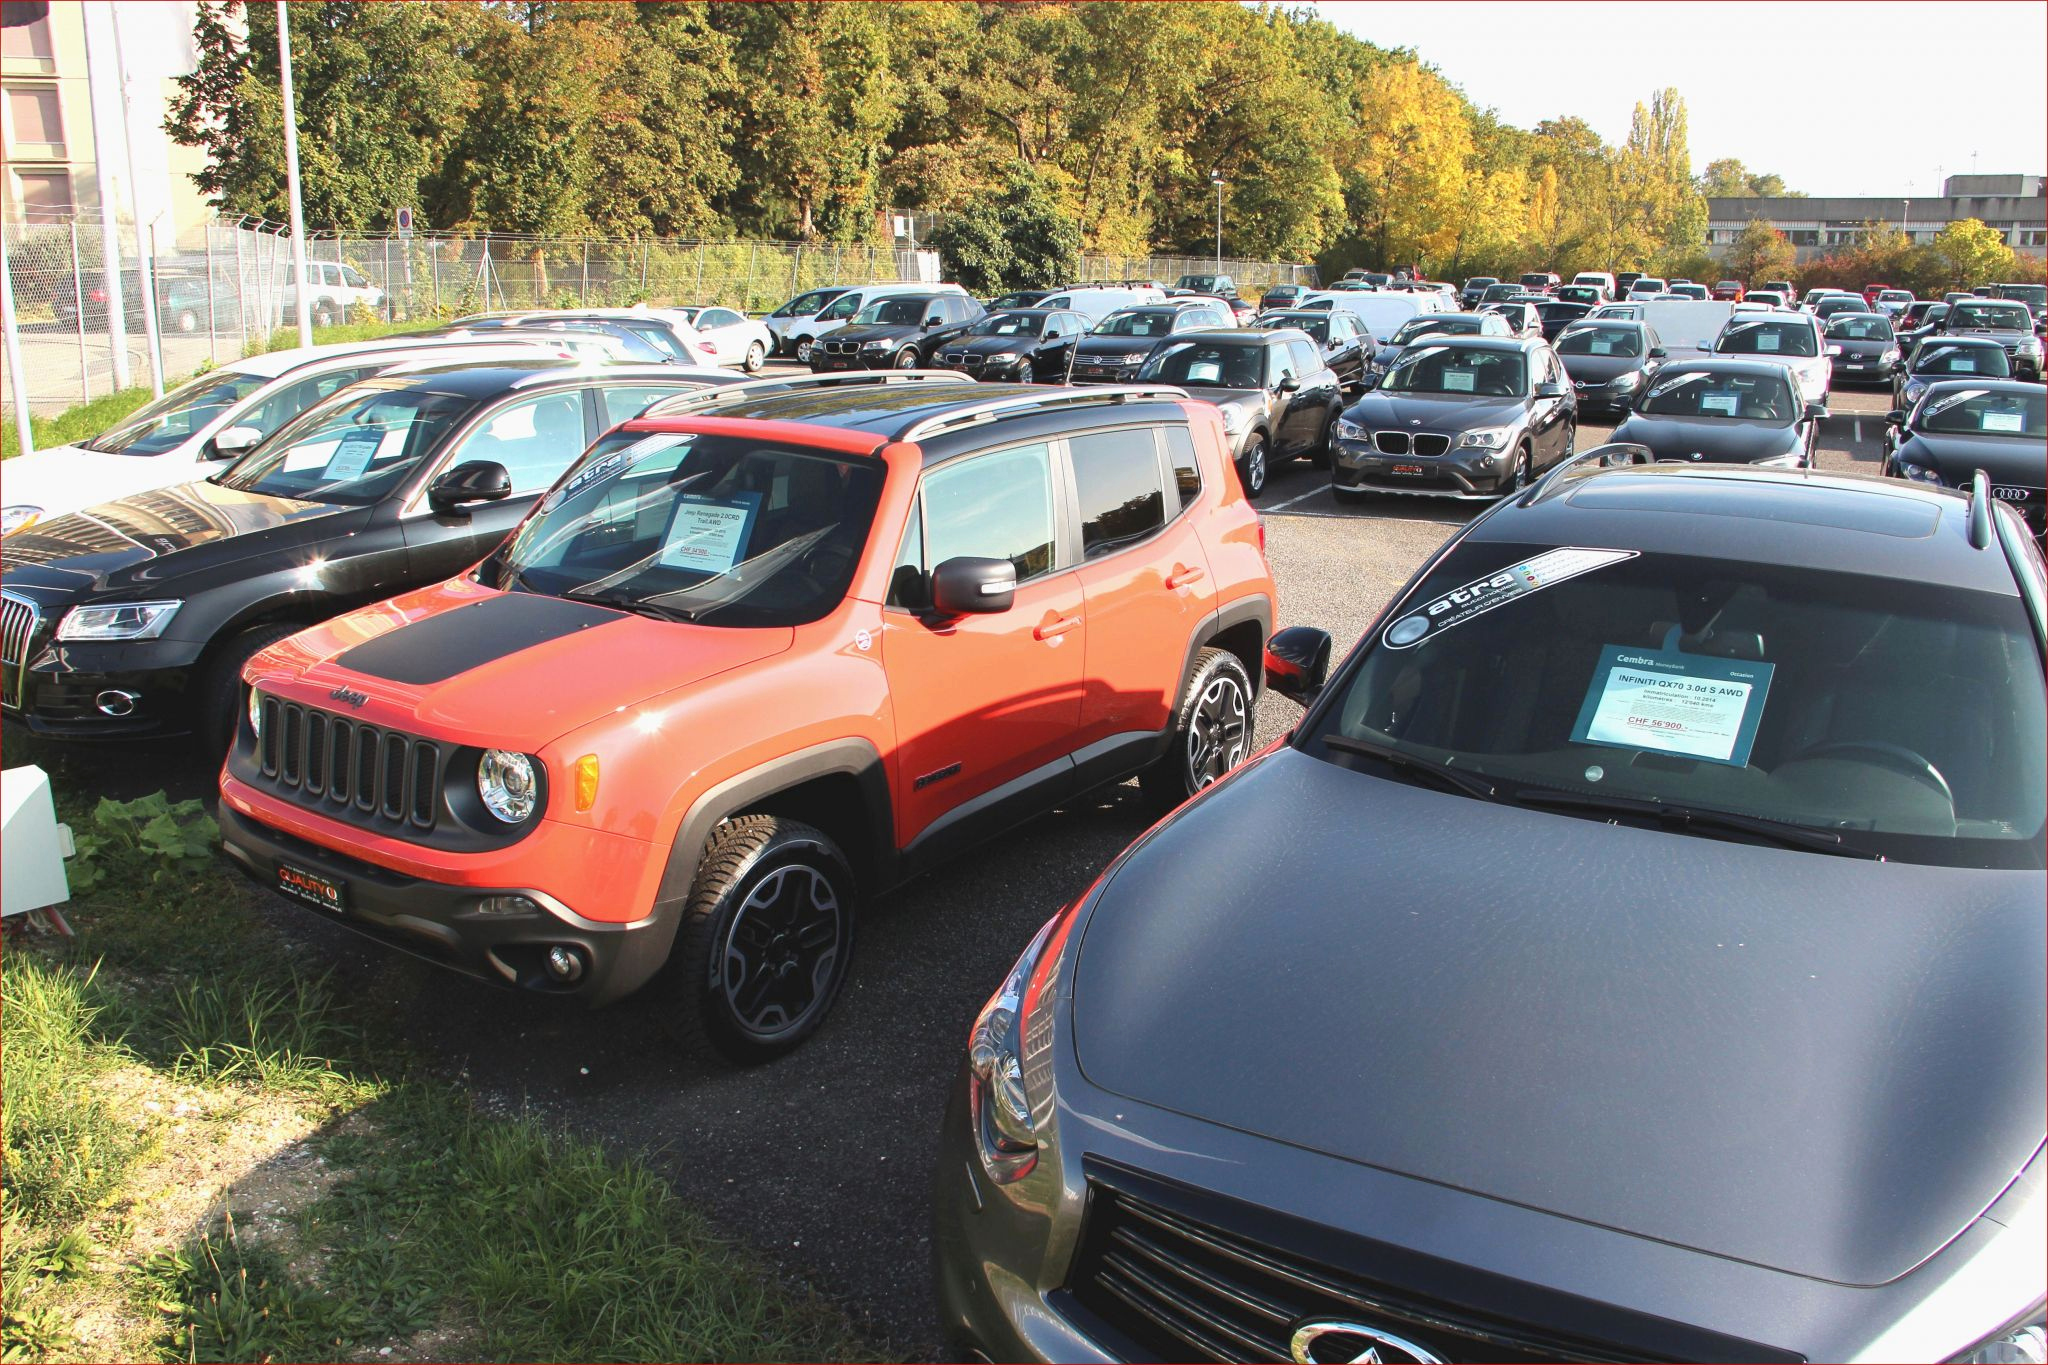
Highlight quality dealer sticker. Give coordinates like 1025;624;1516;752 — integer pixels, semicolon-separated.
1382;547;1638;649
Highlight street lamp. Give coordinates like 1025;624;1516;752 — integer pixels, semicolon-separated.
1210;170;1225;274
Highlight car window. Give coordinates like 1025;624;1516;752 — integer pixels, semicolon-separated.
1163;426;1201;511
1638;369;1795;420
235;365;382;442
77;367;280;455
442;390;590;495
856;297;930;327
818;293;863;321
1911;343;2010;377
341;266;368;288
701;309;743;329
599;384;703;428
1139;341;1264;389
921;443;1057;583
1949;302;2031;331
1287;339;1322;377
773;289;840;318
1096;311;1174;338
1826;316;1893;341
1307;542;2045;868
1917;387;2045;437
216;386;474;505
1716;320;1819;357
1382;345;1527;397
1069;430;1166;560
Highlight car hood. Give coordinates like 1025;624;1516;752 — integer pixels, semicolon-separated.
261;580;793;749
1611;412;1803;463
1347;389;1526;432
1071;746;2046;1286
1;478;361;598
1898;431;2048;488
0;443;205;517
1558;352;1645;384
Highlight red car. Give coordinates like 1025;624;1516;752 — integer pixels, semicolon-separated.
1712;280;1746;301
1862;283;1893;307
218;373;1283;1062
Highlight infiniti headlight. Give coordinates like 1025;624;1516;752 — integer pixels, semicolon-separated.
1457;425;1512;450
56;600;182;641
477;749;540;823
1;505;42;536
967;905;1076;1185
1950;1306;2046;1364
1335;417;1368;441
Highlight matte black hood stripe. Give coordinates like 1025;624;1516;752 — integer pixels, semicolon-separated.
334;594;623;685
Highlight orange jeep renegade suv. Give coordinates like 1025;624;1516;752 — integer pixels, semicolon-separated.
218;373;1278;1061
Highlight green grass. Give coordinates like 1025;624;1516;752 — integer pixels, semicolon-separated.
241;318;440;357
2;387;159;460
1;792;869;1363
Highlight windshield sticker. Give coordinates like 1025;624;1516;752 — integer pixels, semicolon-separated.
1443;370;1476;392
657;492;760;575
546;433;691;511
1571;645;1775;767
1382;547;1639;650
1700;392;1740;416
321;428;384;482
1982;411;2025;434
1648;371;1711;397
1589;339;1613;355
1755;331;1781;351
1944;356;1979;372
1925;388;1988;418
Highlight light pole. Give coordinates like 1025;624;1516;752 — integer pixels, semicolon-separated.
1210;170;1225;275
278;0;313;347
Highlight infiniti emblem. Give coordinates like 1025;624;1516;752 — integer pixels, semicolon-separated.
1290;1319;1446;1365
329;686;368;709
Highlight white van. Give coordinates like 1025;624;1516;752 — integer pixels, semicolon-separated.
773;282;970;363
1572;272;1617;300
1032;286;1167;322
1295;290;1441;343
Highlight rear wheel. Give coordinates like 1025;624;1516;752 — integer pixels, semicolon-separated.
1507;443;1533;494
199;621;305;762
793;336;816;364
1236;434;1268;496
174;309;199;334
1140;648;1255;810
660;815;857;1065
743;341;766;373
1308;410;1336;469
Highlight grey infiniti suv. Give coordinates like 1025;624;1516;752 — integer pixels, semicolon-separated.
934;455;2046;1365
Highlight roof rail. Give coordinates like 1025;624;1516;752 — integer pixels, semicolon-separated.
1517;441;1656;506
638;369;973;418
1967;468;1995;549
896;385;1191;443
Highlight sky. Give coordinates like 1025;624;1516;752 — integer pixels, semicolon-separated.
1314;1;2048;199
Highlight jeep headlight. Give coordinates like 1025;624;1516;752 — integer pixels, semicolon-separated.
967;905;1075;1185
56;600;182;641
1457;425;1512;450
1;505;42;536
477;749;539;823
247;687;263;739
1335;417;1368;441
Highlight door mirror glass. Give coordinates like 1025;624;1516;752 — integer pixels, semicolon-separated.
1264;625;1332;705
426;460;513;514
211;425;262;457
1276;374;1301;393
930;556;1016;615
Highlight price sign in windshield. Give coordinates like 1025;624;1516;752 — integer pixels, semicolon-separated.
1571;644;1775;767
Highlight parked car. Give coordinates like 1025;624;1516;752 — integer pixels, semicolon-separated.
1256;283;1306;310
984;289;1057;311
1761;278;1796;300
1136;329;1344;495
1033;285;1170;323
809;292;986;371
930;308;1090;383
1065;302;1234;385
1534;299;1594;340
49;267;237;335
1823;312;1901;386
0;361;736;751
1812;294;1874;326
1743;289;1791;309
1937;297;2044;380
1667;283;1711;302
1861;283;1893;307
776;282;971;364
1480;282;1526;307
1588;301;1647;321
1570;270;1617;299
1555;318;1668;418
1893;335;2013;411
1554;284;1605;307
934;453;2047;1365
1943;291;1979;307
216;374;1280;1062
1712;280;1746;301
1625;277;1668;303
1989;281;2046;327
0;336;574;537
1365;311;1514;386
1459;276;1500;308
1897;299;1950;340
1873;288;1915;317
280;261;386;327
1250;309;1370;393
487;309;723;367
1173;273;1237;297
445;316;675;365
761;286;853;358
1481;300;1543;339
1615;270;1645;297
1518;271;1561;293
1332;335;1576;500
665;307;777;371
1883;379;2046;536
1707;311;1830;405
1611;358;1824;466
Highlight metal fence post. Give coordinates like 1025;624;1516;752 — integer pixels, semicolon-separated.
233;224;247;354
430;246;440;314
580;241;589;306
69;219;90;401
204;223;218;362
382;236;392;321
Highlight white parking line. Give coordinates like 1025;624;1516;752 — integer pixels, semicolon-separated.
1262;486;1331;512
1265;507;1469;526
1853;419;1863;443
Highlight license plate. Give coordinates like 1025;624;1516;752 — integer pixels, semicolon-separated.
277;862;346;914
1391;464;1425;476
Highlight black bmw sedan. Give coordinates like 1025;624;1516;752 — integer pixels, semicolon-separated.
1883;379;2046;536
934;456;2047;1365
1554;319;1667;418
0;361;734;752
1331;335;1576;500
1610;359;1824;468
929;308;1090;383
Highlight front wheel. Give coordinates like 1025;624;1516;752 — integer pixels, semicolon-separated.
743;341;766;373
894;346;920;370
1140;648;1256;810
199;621;306;761
1236;434;1268;496
661;815;856;1065
174;309;200;334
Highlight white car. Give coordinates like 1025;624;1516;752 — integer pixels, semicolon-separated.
0;336;570;536
667;307;776;371
770;283;971;364
1030;285;1167;322
1625;277;1668;303
1572;271;1617;300
1588;302;1647;321
1706;311;1831;404
281;261;386;327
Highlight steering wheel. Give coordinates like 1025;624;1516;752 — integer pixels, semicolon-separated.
1791;740;1954;807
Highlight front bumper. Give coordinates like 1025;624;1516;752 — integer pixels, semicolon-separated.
811;347;909;371
0;633;208;740
1068;362;1144;385
1330;436;1513;498
1829;356;1895;385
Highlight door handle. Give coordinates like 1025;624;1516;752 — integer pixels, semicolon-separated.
1166;565;1205;590
1034;614;1081;641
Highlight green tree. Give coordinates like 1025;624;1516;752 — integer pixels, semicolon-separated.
927;165;1081;292
1926;218;2017;288
1725;219;1796;284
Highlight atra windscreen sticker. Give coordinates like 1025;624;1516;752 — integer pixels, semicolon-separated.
1570;645;1775;767
1382;547;1638;649
543;432;692;511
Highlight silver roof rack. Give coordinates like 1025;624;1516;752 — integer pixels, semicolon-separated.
1517;442;1655;506
639;369;973;418
896;385;1191;442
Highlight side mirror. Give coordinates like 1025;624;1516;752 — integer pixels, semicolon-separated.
1276;375;1301;393
1648;345;1667;358
1264;626;1332;706
210;425;262;457
1359;372;1379;391
1697;340;1715;352
923;315;943;329
1535;381;1568;399
930;556;1016;615
426;460;513;515
1803;402;1827;422
1885;409;1907;426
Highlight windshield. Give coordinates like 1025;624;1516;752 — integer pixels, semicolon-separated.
1381;345;1527;396
1912;342;2010;377
1878;290;1913;303
1826;315;1894;341
1138;340;1265;389
1303;543;2045;868
1917;387;2046;437
79;367;276;455
1093;311;1176;337
1466;278;1498;289
1264;316;1329;342
1949;302;2031;331
1556;325;1643;357
609;320;690;360
967;312;1047;338
1482;285;1521;300
479;430;882;628
1391;317;1478;345
1670;285;1709;299
1638;369;1796;419
1997;284;2046;307
214;386;475;504
853;298;930;326
1176;276;1221;291
1716;319;1819;357
1629;279;1665;293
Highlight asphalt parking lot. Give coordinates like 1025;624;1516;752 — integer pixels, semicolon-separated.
19;379;1900;1357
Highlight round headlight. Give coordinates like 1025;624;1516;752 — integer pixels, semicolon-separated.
478;749;538;823
247;688;262;739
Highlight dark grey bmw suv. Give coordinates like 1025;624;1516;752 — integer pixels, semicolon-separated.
934;454;2047;1365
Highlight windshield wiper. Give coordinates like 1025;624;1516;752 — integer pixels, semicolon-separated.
1319;734;1501;803
558;587;695;624
1506;786;1882;860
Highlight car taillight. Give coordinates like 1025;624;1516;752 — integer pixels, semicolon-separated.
89;288;106;303
696;342;717;354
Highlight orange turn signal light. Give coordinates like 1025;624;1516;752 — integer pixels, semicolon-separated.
573;754;600;812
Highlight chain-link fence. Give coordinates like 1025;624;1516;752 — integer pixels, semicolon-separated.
1071;254;1322;293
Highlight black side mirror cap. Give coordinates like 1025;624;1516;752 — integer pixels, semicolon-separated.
930;556;1017;615
1886;409;1907;426
1264;626;1332;706
1804;402;1828;421
1276;375;1301;393
1648;345;1667;358
427;460;513;515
